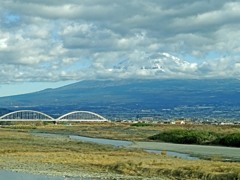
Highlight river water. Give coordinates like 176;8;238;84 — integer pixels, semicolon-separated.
0;170;64;180
29;132;240;161
32;132;199;160
69;135;132;147
69;134;199;160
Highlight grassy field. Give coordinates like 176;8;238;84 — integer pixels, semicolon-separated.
10;121;239;142
0;122;240;179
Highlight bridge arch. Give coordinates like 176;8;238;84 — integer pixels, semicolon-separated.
57;111;108;122
0;110;54;121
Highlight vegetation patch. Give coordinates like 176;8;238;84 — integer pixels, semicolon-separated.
130;122;152;127
216;133;240;147
149;129;240;147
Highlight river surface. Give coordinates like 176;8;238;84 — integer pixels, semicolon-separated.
130;141;240;161
69;135;199;160
33;132;199;160
0;170;64;180
33;132;240;161
69;135;132;147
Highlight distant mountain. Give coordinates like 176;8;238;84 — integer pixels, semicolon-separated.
1;79;240;115
111;53;198;78
0;108;11;116
114;53;195;71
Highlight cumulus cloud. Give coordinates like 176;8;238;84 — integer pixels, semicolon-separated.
0;0;240;83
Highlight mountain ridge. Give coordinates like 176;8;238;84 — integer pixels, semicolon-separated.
1;78;240;119
1;78;240;106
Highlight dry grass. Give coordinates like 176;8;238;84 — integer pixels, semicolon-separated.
17;122;240;141
0;126;240;179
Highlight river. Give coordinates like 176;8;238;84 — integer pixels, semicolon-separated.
1;132;239;179
0;170;64;180
34;132;199;160
33;132;240;161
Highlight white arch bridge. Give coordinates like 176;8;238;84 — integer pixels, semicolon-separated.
0;110;108;122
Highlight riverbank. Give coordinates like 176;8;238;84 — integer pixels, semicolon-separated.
0;128;170;179
28;122;240;161
130;141;240;161
0;164;144;180
34;132;240;161
33;132;199;160
1;123;240;179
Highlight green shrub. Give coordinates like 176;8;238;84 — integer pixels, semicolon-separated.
217;133;240;147
149;129;219;145
149;129;240;147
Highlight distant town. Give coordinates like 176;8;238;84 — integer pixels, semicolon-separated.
1;104;240;126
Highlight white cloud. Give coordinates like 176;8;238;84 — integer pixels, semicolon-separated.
0;0;240;84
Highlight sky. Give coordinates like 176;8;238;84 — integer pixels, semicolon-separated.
1;0;240;96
